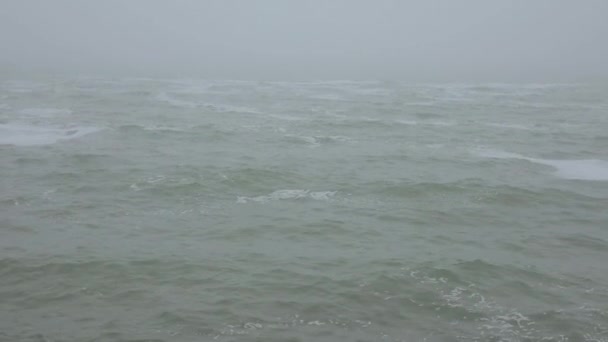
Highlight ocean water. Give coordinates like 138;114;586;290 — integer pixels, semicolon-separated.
1;78;607;342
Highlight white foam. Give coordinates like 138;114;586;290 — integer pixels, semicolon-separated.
539;159;608;181
485;122;540;131
284;135;351;147
154;92;197;108
0;124;100;146
296;136;320;147
475;149;608;181
322;135;351;143
237;190;336;203
395;119;455;126
142;125;186;132
427;120;455;126
308;191;338;200
475;149;527;160
202;103;260;114
155;92;260;113
407;269;538;340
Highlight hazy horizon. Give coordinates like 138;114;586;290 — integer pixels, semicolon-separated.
2;0;608;82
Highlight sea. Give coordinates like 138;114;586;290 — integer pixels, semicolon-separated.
1;78;607;342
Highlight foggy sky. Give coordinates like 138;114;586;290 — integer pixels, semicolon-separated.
1;0;607;81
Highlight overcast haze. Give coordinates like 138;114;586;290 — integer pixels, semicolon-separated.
1;0;607;81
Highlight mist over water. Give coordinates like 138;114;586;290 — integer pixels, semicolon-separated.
2;1;608;81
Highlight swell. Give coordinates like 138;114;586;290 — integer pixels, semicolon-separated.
2;256;606;341
363;180;603;207
115;124;237;142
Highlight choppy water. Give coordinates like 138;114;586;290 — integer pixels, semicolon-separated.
1;78;608;342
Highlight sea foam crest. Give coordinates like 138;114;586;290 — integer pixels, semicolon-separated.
237;189;336;203
485;122;540;131
155;92;197;108
155;91;259;113
0;124;100;146
475;148;608;181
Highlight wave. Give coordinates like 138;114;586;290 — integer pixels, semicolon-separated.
0;123;101;146
267;114;307;121
154;92;260;113
18;107;72;118
282;134;351;147
484;122;542;131
237;189;336;203
154;92;197;108
394;119;455;126
140;125;187;132
2;80;49;93
475;149;608;181
380;260;600;341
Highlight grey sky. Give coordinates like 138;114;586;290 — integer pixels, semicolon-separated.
1;0;607;81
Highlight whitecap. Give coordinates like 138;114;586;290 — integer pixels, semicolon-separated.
154;92;260;113
283;135;319;147
142;125;186;132
237;190;336;203
538;159;608;181
475;149;527;160
395;119;454;126
283;135;350;147
0;124;100;146
201;103;260;114
308;191;338;200
319;135;351;143
154;92;197;108
427;120;455;126
475;149;608;181
485;122;540;131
